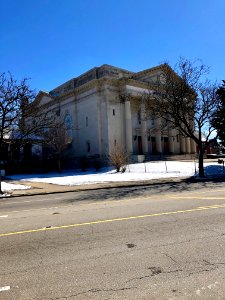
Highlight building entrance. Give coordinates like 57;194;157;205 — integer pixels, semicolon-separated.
138;136;142;154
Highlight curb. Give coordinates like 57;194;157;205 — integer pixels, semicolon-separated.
4;175;225;198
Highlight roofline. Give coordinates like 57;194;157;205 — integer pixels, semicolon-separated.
132;64;166;78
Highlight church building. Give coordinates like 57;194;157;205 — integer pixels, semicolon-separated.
36;64;196;163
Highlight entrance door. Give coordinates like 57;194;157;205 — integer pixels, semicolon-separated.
163;137;169;154
151;137;157;154
138;136;142;154
24;143;32;160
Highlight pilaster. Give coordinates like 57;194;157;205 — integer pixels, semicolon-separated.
180;136;186;153
124;101;133;153
155;118;162;154
186;137;191;154
168;129;175;154
141;103;148;153
191;139;196;154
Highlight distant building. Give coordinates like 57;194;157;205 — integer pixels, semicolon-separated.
36;64;196;163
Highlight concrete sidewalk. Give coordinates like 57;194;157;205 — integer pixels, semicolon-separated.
5;177;192;197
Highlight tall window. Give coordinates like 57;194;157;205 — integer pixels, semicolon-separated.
137;109;141;124
86;141;90;152
64;113;72;129
151;117;155;126
86;117;88;127
56;109;60;117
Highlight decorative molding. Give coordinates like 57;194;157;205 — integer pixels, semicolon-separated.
36;65;165;108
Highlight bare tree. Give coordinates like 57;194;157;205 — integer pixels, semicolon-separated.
0;72;55;193
42;122;71;173
0;72;56;150
0;73;30;156
212;80;225;148
144;58;219;177
108;144;129;172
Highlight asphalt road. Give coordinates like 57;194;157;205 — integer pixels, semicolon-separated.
0;180;225;299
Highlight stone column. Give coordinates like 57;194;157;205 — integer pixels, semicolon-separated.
124;101;133;154
186;137;191;154
155;117;162;154
191;139;196;154
180;136;186;153
141;103;148;154
168;129;175;154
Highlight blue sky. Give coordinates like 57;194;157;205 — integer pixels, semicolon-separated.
1;0;224;92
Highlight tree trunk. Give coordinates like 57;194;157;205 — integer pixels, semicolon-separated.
198;148;205;177
0;144;3;194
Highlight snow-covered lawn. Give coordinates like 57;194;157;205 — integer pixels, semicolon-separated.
2;160;224;193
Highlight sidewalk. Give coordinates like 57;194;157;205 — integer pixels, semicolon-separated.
5;177;192;197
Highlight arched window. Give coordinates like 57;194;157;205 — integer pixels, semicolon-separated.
64;113;73;143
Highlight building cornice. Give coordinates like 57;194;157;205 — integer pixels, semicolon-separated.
37;75;162;108
131;64;165;79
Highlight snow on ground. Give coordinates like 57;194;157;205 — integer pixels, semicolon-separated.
5;161;224;190
1;182;31;194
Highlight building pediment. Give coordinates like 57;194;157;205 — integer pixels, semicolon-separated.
131;65;165;85
36;91;54;106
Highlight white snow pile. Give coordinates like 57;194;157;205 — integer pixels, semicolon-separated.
1;182;31;192
5;161;224;189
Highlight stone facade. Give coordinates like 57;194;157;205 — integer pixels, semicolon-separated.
36;64;196;161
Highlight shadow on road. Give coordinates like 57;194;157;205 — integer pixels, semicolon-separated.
65;175;225;204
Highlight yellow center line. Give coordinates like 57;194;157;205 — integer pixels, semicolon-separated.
1;203;225;238
168;189;225;197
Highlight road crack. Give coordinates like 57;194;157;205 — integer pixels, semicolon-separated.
126;267;183;284
160;252;178;263
49;286;138;299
